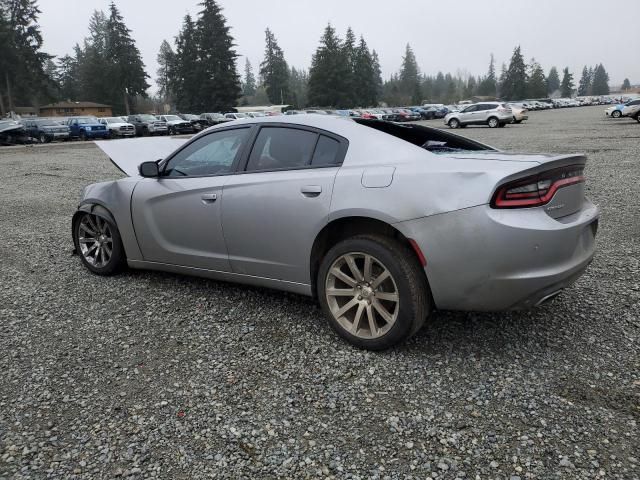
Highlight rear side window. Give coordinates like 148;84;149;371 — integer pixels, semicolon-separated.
312;135;341;166
246;127;318;171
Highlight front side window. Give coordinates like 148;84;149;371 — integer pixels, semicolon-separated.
245;127;318;172
164;128;249;177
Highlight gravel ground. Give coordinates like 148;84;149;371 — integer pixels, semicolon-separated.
1;105;638;479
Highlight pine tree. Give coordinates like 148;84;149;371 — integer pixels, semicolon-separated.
621;78;631;91
371;50;383;102
342;27;357;106
56;54;80;100
0;0;53;112
289;66;309;108
173;15;199;112
308;24;349;107
547;66;560;95
591;64;610;95
353;36;377;107
156;40;175;104
260;28;289;104
501;46;528;100
193;0;241;112
75;11;110;104
560;67;574;97
103;2;150;114
477;54;497;96
242;58;256;97
577;66;591;96
527;59;546;98
399;44;421;104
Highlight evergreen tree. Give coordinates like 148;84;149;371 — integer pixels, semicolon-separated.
463;76;477;99
242;58;256;97
591;64;610;95
289;66;309;108
76;11;109;104
173;15;199;112
260;28;289;104
621;78;631;91
193;0;241;112
308;24;349;107
497;62;507;98
501;46;528;100
371;50;383;101
0;0;53;112
399;44;421;104
577;66;591;96
342;27;357;105
527;59;546;98
353;36;377;107
560;67;574;97
56;54;80;100
156;39;175;104
103;2;150;115
477;54;497;96
547;66;560;95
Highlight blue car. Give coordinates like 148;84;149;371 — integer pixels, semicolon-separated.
66;117;110;140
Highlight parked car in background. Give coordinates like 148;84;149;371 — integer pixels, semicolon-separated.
224;112;250;120
605;104;624;118
99;117;136;138
444;102;513;129
304;110;329;115
335;110;361;117
179;113;208;131
200;113;230;126
22;118;70;143
621;99;640;118
127;114;168;137
77;115;599;350
157;115;195;135
507;104;529;124
67;116;110;140
0;119;30;145
284;110;303;115
246;112;267;118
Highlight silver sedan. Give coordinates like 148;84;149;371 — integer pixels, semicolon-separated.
73;115;599;350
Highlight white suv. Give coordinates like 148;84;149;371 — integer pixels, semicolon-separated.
444;102;513;129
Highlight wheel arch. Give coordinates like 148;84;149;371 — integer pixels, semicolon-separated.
72;203;122;255
309;215;427;300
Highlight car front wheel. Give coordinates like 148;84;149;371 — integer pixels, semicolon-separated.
73;212;126;275
448;118;460;129
611;110;621;118
318;235;431;350
487;117;499;128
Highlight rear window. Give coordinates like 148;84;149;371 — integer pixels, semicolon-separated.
312;136;341;166
246;127;317;171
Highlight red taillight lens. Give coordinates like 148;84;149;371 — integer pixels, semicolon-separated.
491;165;585;208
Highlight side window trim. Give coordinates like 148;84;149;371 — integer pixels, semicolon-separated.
238;123;349;174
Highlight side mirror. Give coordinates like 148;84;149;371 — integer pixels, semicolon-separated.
139;161;160;178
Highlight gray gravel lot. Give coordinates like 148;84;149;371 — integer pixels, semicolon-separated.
1;105;638;479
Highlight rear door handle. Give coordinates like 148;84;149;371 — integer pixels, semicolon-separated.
301;185;322;197
201;193;218;204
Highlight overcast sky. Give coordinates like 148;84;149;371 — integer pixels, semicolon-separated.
38;0;639;92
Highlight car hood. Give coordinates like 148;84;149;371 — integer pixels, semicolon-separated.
95;137;188;176
105;122;132;128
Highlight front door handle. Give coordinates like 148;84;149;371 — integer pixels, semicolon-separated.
301;185;322;197
201;193;218;204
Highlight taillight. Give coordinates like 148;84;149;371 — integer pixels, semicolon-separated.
491;165;585;208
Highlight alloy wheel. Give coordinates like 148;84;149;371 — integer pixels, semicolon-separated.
40;133;47;143
325;252;399;339
488;118;499;128
78;214;113;269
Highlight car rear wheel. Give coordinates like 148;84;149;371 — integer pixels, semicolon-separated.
487;117;499;128
318;235;431;350
448;118;460;129
611;110;622;118
79;130;87;141
73;212;126;276
39;133;48;143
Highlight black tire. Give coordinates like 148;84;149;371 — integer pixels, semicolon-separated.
73;211;126;276
611;110;622;118
317;234;432;350
448;118;460;129
142;127;150;137
39;133;48;143
487;117;500;128
169;126;174;135
514;119;522;124
636;115;640;124
79;130;87;141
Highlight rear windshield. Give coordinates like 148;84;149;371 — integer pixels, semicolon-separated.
36;120;61;126
354;119;495;154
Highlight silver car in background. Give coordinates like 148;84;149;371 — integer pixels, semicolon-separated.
73;115;599;350
444;102;513;128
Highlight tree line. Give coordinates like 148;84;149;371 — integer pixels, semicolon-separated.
0;0;627;116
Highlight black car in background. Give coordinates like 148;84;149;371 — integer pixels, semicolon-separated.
179;113;208;132
22;118;70;143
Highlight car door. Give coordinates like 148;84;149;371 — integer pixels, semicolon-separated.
458;105;477;124
131;126;253;271
222;125;347;284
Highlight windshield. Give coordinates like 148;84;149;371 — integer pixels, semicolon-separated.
104;118;121;124
139;115;158;121
36;120;61;126
164;115;181;121
250;112;266;117
76;117;98;124
234;113;248;118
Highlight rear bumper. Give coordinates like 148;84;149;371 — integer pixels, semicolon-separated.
395;201;599;311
